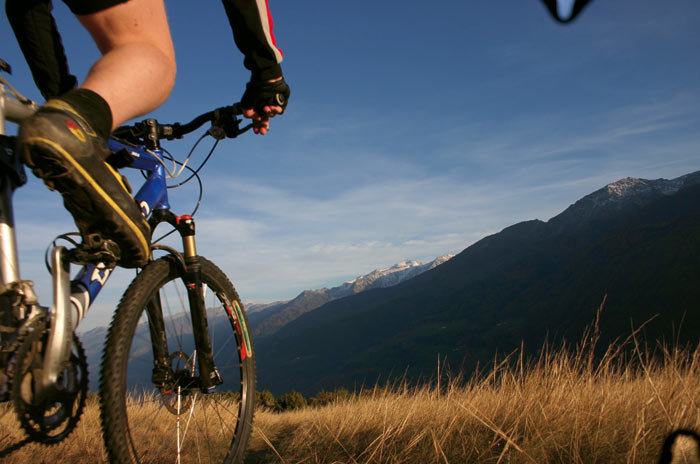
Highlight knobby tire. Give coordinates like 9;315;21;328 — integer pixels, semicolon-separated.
99;256;256;464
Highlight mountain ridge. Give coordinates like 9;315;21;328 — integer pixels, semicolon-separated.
249;254;454;337
255;170;700;394
549;171;700;229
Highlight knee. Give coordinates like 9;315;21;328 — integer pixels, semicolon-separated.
131;41;176;103
120;38;176;97
153;43;177;95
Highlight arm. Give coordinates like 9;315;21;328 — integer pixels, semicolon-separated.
221;0;290;135
221;0;284;82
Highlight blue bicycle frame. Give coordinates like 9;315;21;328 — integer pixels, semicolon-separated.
69;138;171;323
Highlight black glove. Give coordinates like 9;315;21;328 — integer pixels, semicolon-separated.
241;77;290;115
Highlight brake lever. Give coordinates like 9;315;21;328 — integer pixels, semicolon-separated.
208;109;252;140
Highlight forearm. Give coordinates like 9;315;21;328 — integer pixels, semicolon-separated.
221;0;284;81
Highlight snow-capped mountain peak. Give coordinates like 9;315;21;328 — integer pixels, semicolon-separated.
335;255;454;296
551;170;700;227
605;175;687;199
606;177;650;197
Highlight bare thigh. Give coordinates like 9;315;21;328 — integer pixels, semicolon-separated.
77;0;175;63
74;0;176;126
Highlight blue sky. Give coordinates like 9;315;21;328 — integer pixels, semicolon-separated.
1;0;699;331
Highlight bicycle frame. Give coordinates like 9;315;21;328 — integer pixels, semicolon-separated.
70;138;171;321
0;80;221;394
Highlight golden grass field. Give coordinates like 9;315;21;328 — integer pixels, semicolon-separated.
1;325;699;463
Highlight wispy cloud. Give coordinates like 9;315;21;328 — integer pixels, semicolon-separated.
191;172;600;300
432;95;700;187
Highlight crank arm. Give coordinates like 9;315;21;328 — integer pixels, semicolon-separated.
39;246;73;392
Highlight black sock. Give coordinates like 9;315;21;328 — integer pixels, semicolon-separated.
55;88;113;139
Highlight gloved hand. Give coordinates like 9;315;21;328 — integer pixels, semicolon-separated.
241;76;290;135
242;76;290;113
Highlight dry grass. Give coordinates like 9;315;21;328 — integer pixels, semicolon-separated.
1;322;699;463
245;343;700;464
0;393;239;464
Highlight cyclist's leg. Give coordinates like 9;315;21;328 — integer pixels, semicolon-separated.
15;0;176;267
77;0;176;128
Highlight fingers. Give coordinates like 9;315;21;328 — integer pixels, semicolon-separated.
254;119;270;135
242;110;269;135
242;105;284;135
243;106;283;118
263;105;284;116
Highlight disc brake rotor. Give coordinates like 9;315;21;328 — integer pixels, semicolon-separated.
160;350;197;415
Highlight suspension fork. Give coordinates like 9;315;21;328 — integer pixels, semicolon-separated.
148;210;222;392
177;214;222;392
146;293;172;388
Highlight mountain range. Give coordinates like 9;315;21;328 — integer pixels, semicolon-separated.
247;255;453;338
254;171;700;394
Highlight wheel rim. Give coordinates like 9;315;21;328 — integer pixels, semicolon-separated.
120;274;250;464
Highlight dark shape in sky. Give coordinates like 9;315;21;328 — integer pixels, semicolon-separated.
541;0;594;23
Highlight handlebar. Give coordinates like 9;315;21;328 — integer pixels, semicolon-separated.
171;103;245;138
113;103;251;148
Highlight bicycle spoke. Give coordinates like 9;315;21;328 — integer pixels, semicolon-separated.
212;332;237;361
201;397;216;462
181;392;198;446
209;397;239;434
176;386;182;464
162;284;185;352
173;280;191;345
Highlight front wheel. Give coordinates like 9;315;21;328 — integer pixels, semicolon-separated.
100;256;256;464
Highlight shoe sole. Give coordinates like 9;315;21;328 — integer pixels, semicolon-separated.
22;136;150;266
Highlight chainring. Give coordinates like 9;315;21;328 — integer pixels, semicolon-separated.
11;317;88;444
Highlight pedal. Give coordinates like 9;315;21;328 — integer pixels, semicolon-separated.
68;233;120;267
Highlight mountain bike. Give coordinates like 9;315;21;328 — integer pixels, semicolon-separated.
0;59;256;464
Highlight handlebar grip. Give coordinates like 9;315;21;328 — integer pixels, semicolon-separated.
229;103;244;116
